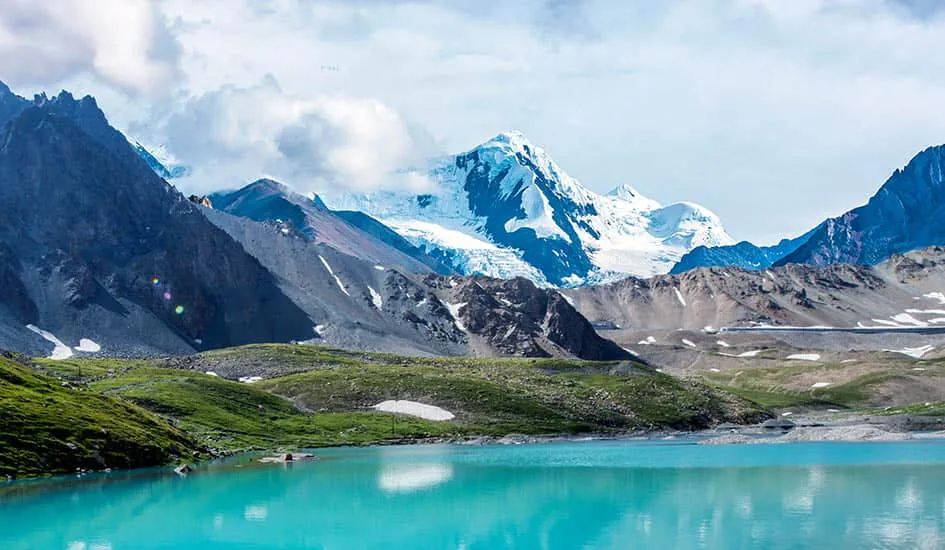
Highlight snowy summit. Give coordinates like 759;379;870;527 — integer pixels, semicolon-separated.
328;131;732;286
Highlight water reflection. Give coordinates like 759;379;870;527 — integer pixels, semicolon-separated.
378;463;454;493
1;442;945;549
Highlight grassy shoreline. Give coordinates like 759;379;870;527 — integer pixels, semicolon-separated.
2;344;775;478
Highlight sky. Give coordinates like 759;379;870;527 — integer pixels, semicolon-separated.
2;0;945;244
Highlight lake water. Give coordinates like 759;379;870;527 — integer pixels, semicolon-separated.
2;440;945;549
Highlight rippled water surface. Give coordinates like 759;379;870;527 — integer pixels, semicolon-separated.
2;440;945;549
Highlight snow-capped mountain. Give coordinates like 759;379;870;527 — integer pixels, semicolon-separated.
328;132;733;287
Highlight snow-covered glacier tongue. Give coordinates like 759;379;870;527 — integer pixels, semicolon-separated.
327;131;733;287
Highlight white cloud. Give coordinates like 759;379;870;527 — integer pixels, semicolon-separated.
158;77;433;194
19;0;945;244
0;0;179;96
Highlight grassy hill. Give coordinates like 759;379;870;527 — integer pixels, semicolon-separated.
5;344;773;478
0;354;201;478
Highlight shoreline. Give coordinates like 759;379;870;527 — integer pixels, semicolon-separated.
5;416;944;483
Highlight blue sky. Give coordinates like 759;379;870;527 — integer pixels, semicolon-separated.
2;0;945;244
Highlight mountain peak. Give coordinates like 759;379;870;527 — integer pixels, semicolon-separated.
479;130;542;157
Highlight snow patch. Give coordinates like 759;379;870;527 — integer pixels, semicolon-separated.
318;255;350;296
681;339;697;348
891;313;927;327
673;287;687;307
74;338;101;353
905;309;945;315
374;265;386;271
205;371;219;377
368;286;383;309
709;368;721;373
787;353;821;361
883;345;934;359
716;340;730;348
638;336;657;345
737;350;762;357
811;382;831;388
25;324;73;360
922;292;945;305
374;400;455;421
238;376;263;383
503;185;572;243
445;302;467;331
314;325;327;336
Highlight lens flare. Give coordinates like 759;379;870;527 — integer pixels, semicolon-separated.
175;305;185;315
152;278;160;286
163;292;172;301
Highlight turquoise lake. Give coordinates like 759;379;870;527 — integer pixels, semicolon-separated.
2;440;945;549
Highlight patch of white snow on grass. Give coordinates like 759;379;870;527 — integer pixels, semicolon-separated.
368;286;383;309
883;345;934;359
682;339;697;348
787;353;821;361
205;371;219;377
318;255;350;296
811;382;831;388
673;287;687;307
25;324;73;360
716;340;730;347
374;400;455;421
445;302;467;331
74;338;101;353
239;376;263;383
737;350;762;357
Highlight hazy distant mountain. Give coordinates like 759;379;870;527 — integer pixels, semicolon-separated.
210;179;453;275
568;245;945;333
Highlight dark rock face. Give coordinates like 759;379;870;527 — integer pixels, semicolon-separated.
188;195;213;208
435;276;632;360
777;146;945;267
0;84;313;353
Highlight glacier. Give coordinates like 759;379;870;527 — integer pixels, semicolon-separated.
328;131;732;287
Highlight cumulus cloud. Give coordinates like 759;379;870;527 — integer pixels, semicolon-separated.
70;0;945;243
158;78;434;195
0;0;179;96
